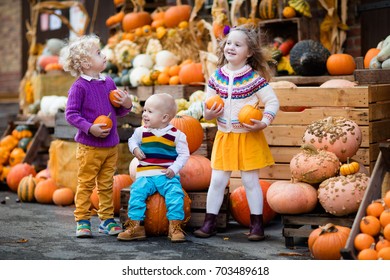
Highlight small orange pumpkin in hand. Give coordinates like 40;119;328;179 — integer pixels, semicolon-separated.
93;113;113;129
238;101;263;125
109;90;121;108
205;95;224;110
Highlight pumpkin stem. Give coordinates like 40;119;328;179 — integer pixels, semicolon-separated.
107;112;112;119
319;223;338;235
301;144;319;155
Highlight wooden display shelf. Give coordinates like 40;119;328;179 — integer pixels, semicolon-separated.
228;84;390;189
271;74;355;86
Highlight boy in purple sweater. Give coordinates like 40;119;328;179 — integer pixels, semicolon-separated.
60;34;133;238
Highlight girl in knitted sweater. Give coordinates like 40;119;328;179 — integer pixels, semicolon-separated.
194;24;280;241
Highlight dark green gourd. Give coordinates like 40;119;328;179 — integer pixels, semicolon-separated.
289;40;330;76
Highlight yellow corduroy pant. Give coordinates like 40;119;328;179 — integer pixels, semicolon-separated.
74;143;118;222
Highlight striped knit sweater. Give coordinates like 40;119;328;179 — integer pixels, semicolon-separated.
206;64;279;133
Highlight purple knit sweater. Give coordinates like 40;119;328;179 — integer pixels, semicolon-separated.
65;76;130;147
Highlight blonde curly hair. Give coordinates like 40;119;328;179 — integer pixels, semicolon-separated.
59;34;101;77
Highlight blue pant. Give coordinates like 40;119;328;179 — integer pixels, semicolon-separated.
128;175;185;221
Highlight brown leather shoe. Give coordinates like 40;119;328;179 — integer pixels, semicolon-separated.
117;220;146;241
168;220;186;243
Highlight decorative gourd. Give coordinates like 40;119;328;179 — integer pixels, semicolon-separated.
302;116;362;162
34;178;59;204
308;223;351;260
170;115;204;154
178;63;205;85
6;163;36;192
259;0;278;19
229;180;277;227
0;165;11;182
155;50;179;69
93;113;113;129
122;12;152;32
91;174;133;215
266;179;318;214
326;53;356;75
339;158;360;176
0;147;10;165
238;101;263;125
9;148;26;167
163;4;191;28
318;173;369;216
289;40;330;76
364;48;381;69
52;188;75;206
17;174;37;202
205;95;224;110
128;157;139;182
109;90;120;108
179;155;212;191
0;135;19;151
278;39;295;56
11;125;33;140
360;215;381;236
143;190;191;236
18;137;32;152
290;144;340;184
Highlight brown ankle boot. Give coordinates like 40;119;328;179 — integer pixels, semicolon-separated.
248;214;265;241
117;220;146;241
168;220;186;243
193;213;218;238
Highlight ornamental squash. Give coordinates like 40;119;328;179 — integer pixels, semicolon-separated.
17;175;37;202
289;40;330;76
339;158;360;176
11;125;33;140
18;137;32;152
0;135;19;151
259;0;278;19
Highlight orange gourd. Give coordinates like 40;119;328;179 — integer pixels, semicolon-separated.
326;53;356;75
205;95;224;110
9;148;26;167
163;4;191;28
179;155;211;191
34;178;58;204
178;63;204;85
105;11;125;27
364;48;380;69
6;163;36;192
91;174;133;215
170;115;204;154
238;101;263;125
360;215;381;237
308;223;351;260
339;158;360;176
0;135;19;151
229;181;277;227
354;233;375;251
93;113;113;129
109;90;120;108
52;188;75;206
122;11;152;32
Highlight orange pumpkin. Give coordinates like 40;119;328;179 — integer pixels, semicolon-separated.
385;190;390;209
37;55;59;70
0;147;10;165
9;148;26;167
34;178;58;204
163;5;191;28
170;115;204;154
360;215;381;237
122;12;152;32
383;223;390;241
52;188;75;206
109;90;120;108
366;199;385;218
238;101;263;125
205;95;224;110
229;180;277;227
308;223;351;260
35;168;50;182
326;53;356;75
143;190;191;236
354;232;375;251
380;209;390;228
178;63;204;85
364;48;381;69
378;247;390;260
91;174;133;215
0;135;19;151
179;155;212;191
375;236;390;252
357;244;378;260
6;163;36;192
93;113;113;129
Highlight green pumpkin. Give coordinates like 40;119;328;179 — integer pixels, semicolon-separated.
18;137;32;152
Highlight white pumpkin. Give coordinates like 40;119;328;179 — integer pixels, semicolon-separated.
129;67;150;87
129;157;139;181
154;50;179;69
132;54;154;69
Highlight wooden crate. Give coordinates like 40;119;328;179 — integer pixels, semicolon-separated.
31;73;75;100
354;69;390;85
192;125;217;158
119;187;230;230
228;85;390;189
54;111;141;142
341;141;390;259
281;209;355;249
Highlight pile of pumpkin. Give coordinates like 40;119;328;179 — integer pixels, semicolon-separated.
352;191;390;260
0;125;36;182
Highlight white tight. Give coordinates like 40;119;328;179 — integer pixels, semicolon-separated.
206;169;263;215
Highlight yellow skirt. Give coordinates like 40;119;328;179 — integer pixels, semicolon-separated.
211;130;274;171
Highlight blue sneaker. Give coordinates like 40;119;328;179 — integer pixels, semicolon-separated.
76;220;92;238
99;218;123;236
